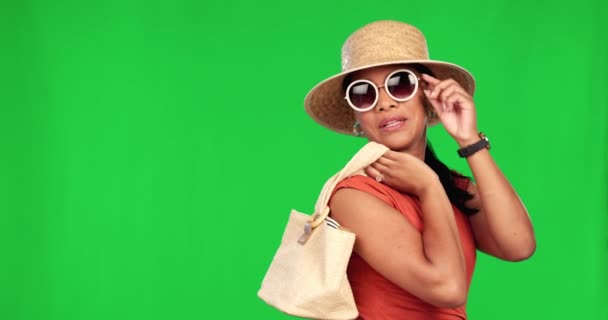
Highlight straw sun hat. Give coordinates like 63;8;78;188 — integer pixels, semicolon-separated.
304;20;476;136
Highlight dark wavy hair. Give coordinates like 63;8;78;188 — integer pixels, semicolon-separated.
343;63;479;215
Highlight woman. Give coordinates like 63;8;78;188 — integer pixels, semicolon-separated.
304;20;536;319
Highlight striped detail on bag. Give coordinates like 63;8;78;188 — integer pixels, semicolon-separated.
325;216;340;229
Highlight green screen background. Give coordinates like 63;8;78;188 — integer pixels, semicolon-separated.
2;0;606;319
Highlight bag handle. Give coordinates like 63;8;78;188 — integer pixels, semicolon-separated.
314;141;389;213
304;142;386;224
298;142;388;245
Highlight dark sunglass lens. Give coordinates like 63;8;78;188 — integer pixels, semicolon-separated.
348;82;376;109
387;72;416;99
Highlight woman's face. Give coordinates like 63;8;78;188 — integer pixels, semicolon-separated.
350;65;429;156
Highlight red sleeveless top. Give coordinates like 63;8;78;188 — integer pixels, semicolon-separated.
333;175;477;320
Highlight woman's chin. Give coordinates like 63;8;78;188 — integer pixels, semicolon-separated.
365;131;423;153
376;140;412;152
370;134;406;147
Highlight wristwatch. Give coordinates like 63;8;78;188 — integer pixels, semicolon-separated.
457;132;490;158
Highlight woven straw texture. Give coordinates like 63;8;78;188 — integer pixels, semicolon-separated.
304;20;476;135
258;142;389;319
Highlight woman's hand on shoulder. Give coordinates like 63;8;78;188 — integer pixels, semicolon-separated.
364;150;440;196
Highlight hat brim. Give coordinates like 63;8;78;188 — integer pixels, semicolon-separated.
304;60;476;136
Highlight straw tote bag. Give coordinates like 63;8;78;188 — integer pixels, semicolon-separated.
258;142;389;319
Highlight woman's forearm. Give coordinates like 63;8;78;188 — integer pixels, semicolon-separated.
465;147;536;259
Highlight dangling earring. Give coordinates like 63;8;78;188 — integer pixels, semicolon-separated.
352;121;364;137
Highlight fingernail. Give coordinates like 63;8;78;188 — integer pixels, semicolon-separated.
423;89;430;96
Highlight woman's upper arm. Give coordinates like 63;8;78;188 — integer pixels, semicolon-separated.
329;187;464;308
466;179;535;261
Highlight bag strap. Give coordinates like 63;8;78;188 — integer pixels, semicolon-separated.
298;142;388;245
314;141;389;214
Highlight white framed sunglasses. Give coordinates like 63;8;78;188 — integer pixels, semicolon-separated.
344;69;421;112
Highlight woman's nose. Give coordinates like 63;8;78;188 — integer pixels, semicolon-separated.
375;85;397;111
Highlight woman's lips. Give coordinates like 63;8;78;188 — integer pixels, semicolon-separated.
379;117;407;132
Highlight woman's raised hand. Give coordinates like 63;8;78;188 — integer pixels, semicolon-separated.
422;74;479;146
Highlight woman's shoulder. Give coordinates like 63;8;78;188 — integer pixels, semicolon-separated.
336;174;379;188
331;175;424;231
335;174;390;194
333;175;417;208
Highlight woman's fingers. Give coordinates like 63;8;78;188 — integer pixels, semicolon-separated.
370;161;390;174
376;155;397;167
438;84;459;112
382;150;409;161
421;73;440;85
364;165;385;183
445;91;472;112
425;89;445;114
380;151;396;161
421;75;469;104
367;151;406;182
429;79;458;100
439;84;468;104
422;78;471;114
